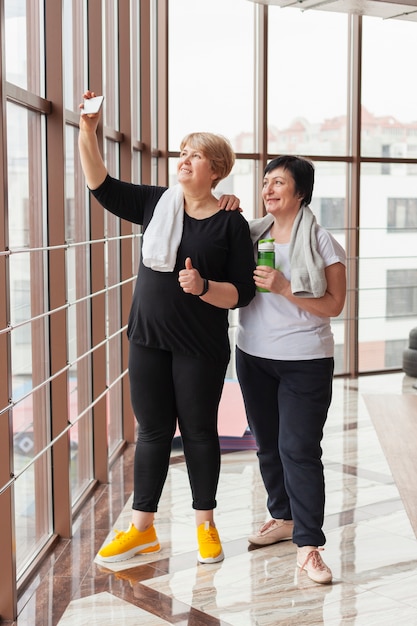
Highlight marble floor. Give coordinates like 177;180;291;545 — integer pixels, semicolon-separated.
9;373;417;626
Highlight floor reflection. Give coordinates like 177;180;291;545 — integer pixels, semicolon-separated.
10;373;417;626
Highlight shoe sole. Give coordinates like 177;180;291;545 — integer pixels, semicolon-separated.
97;541;160;563
197;549;224;564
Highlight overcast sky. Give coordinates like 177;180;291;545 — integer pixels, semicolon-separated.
168;0;417;145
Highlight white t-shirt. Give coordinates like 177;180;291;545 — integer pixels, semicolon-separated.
237;227;346;360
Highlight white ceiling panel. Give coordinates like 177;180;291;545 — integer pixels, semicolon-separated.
245;0;417;22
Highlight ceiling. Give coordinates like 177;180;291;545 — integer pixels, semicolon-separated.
245;0;417;22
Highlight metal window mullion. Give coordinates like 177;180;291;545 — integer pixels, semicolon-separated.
0;367;127;497
0;0;17;617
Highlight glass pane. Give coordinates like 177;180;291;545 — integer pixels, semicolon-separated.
5;0;44;94
106;225;123;454
7;102;52;574
68;362;93;505
362;17;417;159
14;453;52;575
131;0;141;142
103;0;119;130
268;8;348;156
232;159;256;222
358;164;417;371
65;125;94;503
103;140;123;454
131;150;142;272
132;150;142;185
63;0;87;112
168;0;255;152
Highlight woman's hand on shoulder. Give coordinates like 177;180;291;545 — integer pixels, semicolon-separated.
217;194;242;212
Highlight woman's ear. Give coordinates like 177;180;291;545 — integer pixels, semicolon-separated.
211;173;220;188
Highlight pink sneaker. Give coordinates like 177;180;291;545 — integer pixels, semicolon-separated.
297;548;332;584
248;519;294;546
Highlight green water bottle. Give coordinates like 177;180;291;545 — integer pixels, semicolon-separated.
257;238;275;292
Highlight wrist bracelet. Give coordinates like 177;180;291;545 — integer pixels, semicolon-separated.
197;278;209;297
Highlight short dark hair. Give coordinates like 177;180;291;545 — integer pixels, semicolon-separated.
264;155;315;205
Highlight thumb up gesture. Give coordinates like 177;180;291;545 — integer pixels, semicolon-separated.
178;257;205;295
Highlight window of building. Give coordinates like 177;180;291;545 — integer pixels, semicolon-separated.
311;197;345;233
385;338;408;369
386;269;417;318
387;198;417;231
359;164;417;371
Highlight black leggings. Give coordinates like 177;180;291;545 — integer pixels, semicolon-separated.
128;342;227;512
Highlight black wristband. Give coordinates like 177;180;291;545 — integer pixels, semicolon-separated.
197;278;209;297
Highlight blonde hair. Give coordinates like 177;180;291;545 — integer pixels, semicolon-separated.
179;132;235;188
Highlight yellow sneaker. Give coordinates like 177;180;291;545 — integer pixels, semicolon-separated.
197;521;224;564
97;523;160;563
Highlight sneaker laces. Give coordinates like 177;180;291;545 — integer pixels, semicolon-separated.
259;519;282;534
201;526;218;544
300;548;327;572
112;529;130;543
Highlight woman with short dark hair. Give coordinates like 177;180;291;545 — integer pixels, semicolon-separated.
237;155;346;584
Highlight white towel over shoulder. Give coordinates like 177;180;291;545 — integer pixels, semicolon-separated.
248;206;327;298
289;205;326;298
142;184;184;272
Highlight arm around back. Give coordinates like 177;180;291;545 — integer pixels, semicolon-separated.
201;213;255;310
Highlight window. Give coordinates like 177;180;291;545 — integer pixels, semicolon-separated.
386;269;417;318
168;0;255;152
359;164;417;371
312;198;345;233
387;198;417;231
7;101;52;579
5;0;45;95
268;8;348;156
362;18;417;158
385;339;408;369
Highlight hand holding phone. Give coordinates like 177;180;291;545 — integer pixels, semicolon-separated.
82;95;104;115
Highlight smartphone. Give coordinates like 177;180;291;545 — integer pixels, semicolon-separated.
82;95;104;115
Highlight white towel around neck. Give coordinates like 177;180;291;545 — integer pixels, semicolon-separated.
288;204;327;298
141;185;226;272
142;184;184;272
249;205;327;298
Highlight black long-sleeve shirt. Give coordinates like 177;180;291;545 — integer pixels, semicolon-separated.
91;175;256;362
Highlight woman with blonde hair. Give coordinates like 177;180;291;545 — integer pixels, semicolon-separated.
78;92;255;564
